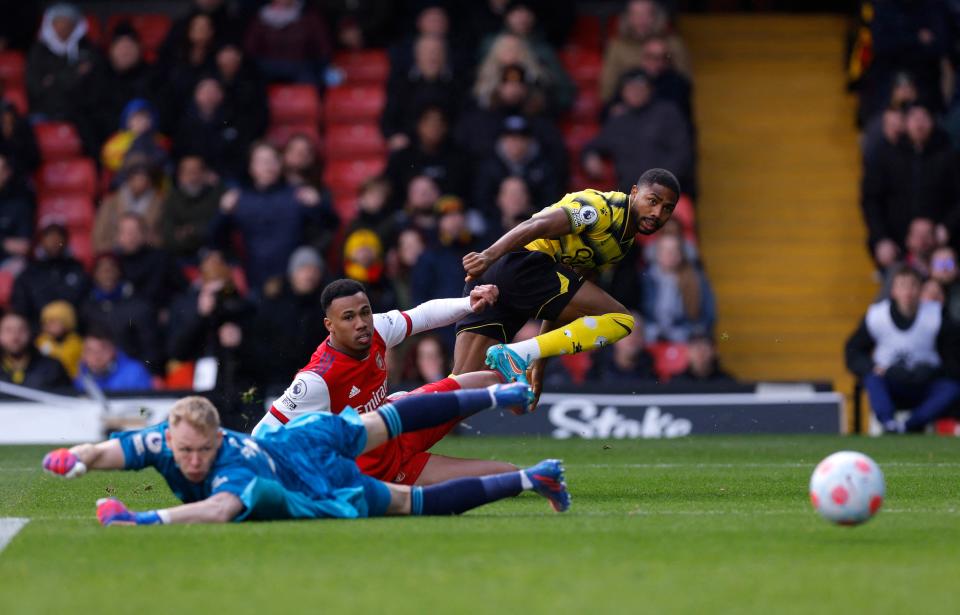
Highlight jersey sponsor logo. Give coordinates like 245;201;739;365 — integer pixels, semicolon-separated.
290;378;308;400
145;431;163;454
212;475;229;490
358;382;389;414
558;247;594;267
376;353;385;370
349;385;361;398
132;434;145;456
280;396;297;411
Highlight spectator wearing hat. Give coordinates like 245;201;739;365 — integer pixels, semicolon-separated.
384;105;470;210
244;0;332;86
0;312;71;390
473;114;560;218
0;151;34;269
583;69;693;194
162;155;224;261
343;228;398;312
100;98;170;174
92;155;166;253
672;335;735;384
115;212;187;313
0;101;41;175
11;219;89;323
80;253;163;376
35;300;83;378
75;328;153;393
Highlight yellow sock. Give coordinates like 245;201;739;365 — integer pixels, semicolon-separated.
509;313;635;362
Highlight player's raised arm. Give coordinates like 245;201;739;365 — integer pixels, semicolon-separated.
463;208;572;281
42;439;127;478
96;492;244;526
374;285;499;346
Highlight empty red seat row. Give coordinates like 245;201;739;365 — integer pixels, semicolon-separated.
324;123;385;160
36;158;97;197
325;86;385;124
334;50;389;85
34;121;83;161
268;84;322;126
647;341;689;382
2;87;27;115
0;51;25;87
36;194;95;233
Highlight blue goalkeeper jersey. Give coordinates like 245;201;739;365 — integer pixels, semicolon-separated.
111;408;386;521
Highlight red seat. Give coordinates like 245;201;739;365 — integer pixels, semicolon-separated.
34;122;83;161
334;50;389;85
266;123;323;152
559;353;593;385
323;158;385;192
2;86;28;115
607;15;622;39
106;14;172;59
568;90;601;123
562;122;599;156
69;232;94;271
0;269;14;309
324;123;386;159
330;190;358;222
324;86;385;124
0;51;25;87
84;13;104;47
568;15;602;51
560;47;603;88
37;158;98;196
647;342;689;382
36;194;95;233
268;84;322;126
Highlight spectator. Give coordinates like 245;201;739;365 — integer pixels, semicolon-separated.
322;0;395;49
79;253;163;376
210;142;329;293
92;157;165;253
388;5;471;87
390;226;426;310
386;174;442;240
280;134;340;254
347;175;393;236
160;12;218;129
115;213;187;312
455;63;566;171
0;311;70;389
160;0;245;65
630;35;693;125
100;98;169;174
35;300;83;378
486;175;533;238
861;103;960;268
600;0;691;102
589;312;657;383
583;70;693;193
412;197;480;318
162;155;223;260
467;0;575;49
385;105;470;208
381;34;466;149
478;1;575;114
0;151;34;268
343;228;397;312
931;246;960;382
672;335;735;384
244;0;332;86
642;218;698;266
75;328;153;393
250;246;329;392
90;24;159;150
0;100;40;174
473;115;560;217
399;334;448;387
862;107;906;169
473;34;551;116
11;220;89;322
215;42;268;150
172;76;249;180
25;4;99;135
642;234;716;343
845;265;960;433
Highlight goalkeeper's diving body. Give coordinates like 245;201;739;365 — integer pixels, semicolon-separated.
41;384;569;525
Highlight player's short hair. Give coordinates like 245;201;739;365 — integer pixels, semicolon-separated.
169;396;220;434
637;168;681;196
321;279;367;313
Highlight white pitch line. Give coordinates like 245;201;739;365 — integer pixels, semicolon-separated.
0;518;29;554
580;462;960;469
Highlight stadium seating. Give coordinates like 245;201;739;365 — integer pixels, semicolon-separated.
106;14;171;61
568;89;601;123
324;86;385;124
560;47;603;89
334;50;389;85
36;194;95;234
0;269;14;309
559;353;593;385
268;84;322;126
36;159;98;197
0;51;25;87
33;122;84;161
265;123;323;151
324;123;386;159
647;342;689;382
2;86;28;115
323;158;385;192
68;231;94;270
83;13;104;47
567;14;602;51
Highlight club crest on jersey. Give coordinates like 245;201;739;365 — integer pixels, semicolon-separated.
576;205;598;226
376;353;385;370
290;378;308;400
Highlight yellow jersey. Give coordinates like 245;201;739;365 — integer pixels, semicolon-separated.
525;189;634;271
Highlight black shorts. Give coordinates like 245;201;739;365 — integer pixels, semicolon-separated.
456;250;585;343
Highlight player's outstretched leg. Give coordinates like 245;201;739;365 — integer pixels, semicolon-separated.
407;459;570;515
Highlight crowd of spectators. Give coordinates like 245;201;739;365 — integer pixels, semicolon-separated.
848;0;960;432
0;0;719;412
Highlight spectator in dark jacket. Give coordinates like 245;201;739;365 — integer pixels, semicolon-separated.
115;213;187;312
381;34;465;150
846;265;960;432
243;0;332;86
160;0;245;66
173;76;249;181
385;105;470;209
322;0;395;49
672;335;736;384
388;5;472;88
79;253;162;375
0;312;71;390
0;101;40;175
158;12;218;132
630;35;693;126
12;220;89;323
215;42;268;150
162;155;223;260
861;104;960;268
473;115;560;217
280;134;340;255
0;152;33;266
583;70;693;194
210;141;330;293
75;328;153;393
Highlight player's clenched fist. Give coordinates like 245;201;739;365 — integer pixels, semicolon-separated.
467;284;498;312
463;251;494;282
42;448;87;478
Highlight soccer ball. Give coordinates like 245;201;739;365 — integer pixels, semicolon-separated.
809;451;885;526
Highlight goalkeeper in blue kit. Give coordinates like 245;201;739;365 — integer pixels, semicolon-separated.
41;384;570;525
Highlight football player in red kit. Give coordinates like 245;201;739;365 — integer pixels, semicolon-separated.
252;279;520;485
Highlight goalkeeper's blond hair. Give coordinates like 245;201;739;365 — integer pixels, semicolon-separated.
169;396;220;434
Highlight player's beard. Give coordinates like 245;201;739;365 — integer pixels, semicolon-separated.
638;217;660;234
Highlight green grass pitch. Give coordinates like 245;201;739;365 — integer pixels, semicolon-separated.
2;436;959;614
